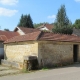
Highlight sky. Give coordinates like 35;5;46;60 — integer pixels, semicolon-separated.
0;0;80;31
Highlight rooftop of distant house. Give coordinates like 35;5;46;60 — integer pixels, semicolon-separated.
14;26;40;34
37;24;54;31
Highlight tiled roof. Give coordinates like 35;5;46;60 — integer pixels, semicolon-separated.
4;31;80;43
0;30;19;41
4;31;41;43
18;27;39;34
0;35;7;41
37;24;54;31
39;32;80;42
44;24;54;31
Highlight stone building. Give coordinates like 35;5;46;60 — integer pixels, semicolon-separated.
0;27;39;61
0;30;19;61
3;31;80;69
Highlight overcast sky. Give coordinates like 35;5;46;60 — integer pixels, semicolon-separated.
0;0;80;30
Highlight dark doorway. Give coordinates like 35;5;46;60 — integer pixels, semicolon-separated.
73;45;78;62
27;59;38;70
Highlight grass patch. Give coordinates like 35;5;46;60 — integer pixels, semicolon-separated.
21;68;30;73
21;68;35;73
42;67;49;70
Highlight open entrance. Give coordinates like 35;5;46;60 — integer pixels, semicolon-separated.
27;58;38;70
24;56;38;71
73;45;78;62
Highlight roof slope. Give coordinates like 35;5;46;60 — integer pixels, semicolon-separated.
44;24;54;30
17;27;39;34
4;31;80;43
39;32;80;42
0;30;19;41
4;31;41;43
37;24;54;31
0;35;7;41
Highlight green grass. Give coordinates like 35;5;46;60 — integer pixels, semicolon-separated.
21;68;30;73
42;67;49;70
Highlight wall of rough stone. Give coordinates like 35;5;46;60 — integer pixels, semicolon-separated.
78;45;80;61
4;41;38;64
1;59;23;69
38;41;74;67
4;41;80;69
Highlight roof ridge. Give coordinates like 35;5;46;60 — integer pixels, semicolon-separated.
36;31;42;40
52;32;72;36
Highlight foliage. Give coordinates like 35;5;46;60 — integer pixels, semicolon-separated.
73;19;80;29
34;23;44;28
53;5;73;34
52;26;73;34
42;67;48;70
4;29;10;31
17;14;34;28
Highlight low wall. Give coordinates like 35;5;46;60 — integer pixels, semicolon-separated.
1;59;23;69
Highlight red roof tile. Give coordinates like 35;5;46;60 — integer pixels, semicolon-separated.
0;30;19;41
4;31;41;43
0;35;7;41
4;31;80;43
16;27;40;34
39;32;80;42
37;24;54;31
44;24;54;31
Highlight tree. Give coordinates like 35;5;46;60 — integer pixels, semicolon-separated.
73;19;80;29
4;29;10;31
27;14;34;28
34;23;43;28
17;14;34;28
53;5;73;34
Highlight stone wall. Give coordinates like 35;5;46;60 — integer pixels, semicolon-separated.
1;59;23;69
38;41;74;67
4;41;38;65
4;41;80;69
78;45;80;61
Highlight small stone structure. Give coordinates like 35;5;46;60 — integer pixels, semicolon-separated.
23;56;38;70
3;30;80;70
3;41;80;69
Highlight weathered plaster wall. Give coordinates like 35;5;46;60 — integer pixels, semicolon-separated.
38;41;74;67
4;41;38;63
